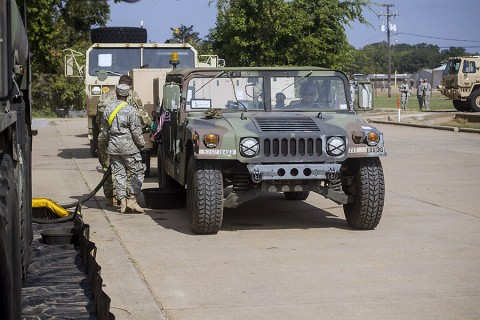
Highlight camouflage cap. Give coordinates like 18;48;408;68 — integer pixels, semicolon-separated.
116;83;130;97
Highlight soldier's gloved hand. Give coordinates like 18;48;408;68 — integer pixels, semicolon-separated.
149;121;158;133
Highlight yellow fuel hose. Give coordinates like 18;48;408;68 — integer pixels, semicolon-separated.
32;198;69;217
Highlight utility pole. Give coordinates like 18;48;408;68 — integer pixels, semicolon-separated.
378;3;398;98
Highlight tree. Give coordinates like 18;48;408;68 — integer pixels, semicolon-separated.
19;0;109;113
209;0;369;68
168;25;202;47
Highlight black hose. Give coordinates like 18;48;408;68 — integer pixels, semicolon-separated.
32;167;111;224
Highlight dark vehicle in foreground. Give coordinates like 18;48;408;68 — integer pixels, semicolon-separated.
156;67;385;234
1;0;33;318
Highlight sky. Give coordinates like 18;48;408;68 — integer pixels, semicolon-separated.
107;0;480;53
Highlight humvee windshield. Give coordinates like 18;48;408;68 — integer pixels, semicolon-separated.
186;74;349;111
88;47;195;76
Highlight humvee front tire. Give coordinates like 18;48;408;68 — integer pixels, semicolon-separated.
284;191;310;200
343;158;384;230
468;90;480;112
187;158;223;234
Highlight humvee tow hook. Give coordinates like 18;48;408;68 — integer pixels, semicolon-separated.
326;168;340;181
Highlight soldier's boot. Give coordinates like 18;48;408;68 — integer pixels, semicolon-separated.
119;198;127;214
126;196;144;213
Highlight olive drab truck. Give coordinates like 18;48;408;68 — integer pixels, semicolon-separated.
65;27;224;176
156;66;385;235
439;56;480;112
0;0;34;318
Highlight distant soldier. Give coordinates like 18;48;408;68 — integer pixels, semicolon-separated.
422;79;432;110
416;78;425;110
399;79;410;110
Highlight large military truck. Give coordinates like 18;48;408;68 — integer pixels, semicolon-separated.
156;67;385;234
0;0;34;318
439;56;480;112
65;27;223;175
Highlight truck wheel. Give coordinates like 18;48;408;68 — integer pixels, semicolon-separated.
187;158;223;234
157;147;181;188
91;27;147;44
342;158;385;230
453;100;471;112
468;90;480;112
90;117;99;157
0;154;21;320
284;191;310;200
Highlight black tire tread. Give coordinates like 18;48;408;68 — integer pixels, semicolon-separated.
187;159;223;234
343;158;385;230
91;27;147;44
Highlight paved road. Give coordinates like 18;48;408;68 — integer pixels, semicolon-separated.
32;118;480;320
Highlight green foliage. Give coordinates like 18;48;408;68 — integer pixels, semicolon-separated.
210;0;369;68
169;25;202;47
20;0;109;115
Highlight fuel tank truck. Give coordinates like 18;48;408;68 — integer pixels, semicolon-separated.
0;0;34;318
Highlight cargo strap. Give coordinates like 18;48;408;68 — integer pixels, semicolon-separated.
108;101;128;127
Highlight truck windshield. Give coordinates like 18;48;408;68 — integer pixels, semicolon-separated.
186;74;348;111
443;59;462;75
88;47;195;76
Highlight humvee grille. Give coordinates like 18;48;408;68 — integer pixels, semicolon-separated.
255;118;320;132
263;138;322;158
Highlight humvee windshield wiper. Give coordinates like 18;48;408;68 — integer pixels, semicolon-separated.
279;71;312;93
194;71;227;95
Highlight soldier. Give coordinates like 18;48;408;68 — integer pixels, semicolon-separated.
101;84;145;213
416;78;425;110
399;78;410;110
422;79;432;110
297;82;320;108
97;75;155;206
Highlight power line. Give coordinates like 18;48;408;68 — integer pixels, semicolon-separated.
377;3;398;98
396;32;480;43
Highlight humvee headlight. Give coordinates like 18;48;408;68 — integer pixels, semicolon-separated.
367;132;380;146
326;136;346;156
204;133;219;148
91;86;101;95
240;137;259;157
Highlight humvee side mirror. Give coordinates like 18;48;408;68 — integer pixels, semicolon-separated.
355;83;374;111
163;83;181;111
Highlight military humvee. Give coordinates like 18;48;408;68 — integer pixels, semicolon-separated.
439;56;480;112
156;67;386;234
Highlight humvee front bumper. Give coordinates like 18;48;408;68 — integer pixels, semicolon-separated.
246;163;342;183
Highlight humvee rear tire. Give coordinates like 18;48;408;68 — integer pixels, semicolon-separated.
0;154;21;320
187;158;223;234
343;158;384;230
468;90;480;112
91;27;147;44
157;146;181;188
284;191;310;200
453;100;470;112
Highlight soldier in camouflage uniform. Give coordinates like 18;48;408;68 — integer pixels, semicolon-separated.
101;84;145;213
422;79;431;110
399;79;410;110
97;75;154;206
416;78;425;110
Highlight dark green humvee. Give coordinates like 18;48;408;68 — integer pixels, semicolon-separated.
155;67;385;234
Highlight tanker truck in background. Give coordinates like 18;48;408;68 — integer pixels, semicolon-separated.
0;0;34;318
65;26;224;176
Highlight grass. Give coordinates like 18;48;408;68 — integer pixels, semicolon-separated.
372;90;455;111
439;118;480;130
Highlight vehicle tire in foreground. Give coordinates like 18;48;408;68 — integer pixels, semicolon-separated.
453;100;471;112
187;158;223;234
0;154;21;320
342;157;385;230
468;90;480;112
284;191;310;200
